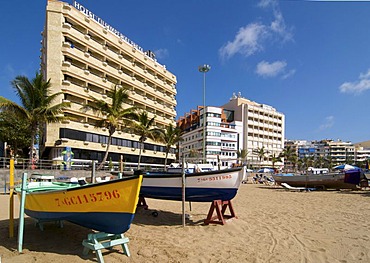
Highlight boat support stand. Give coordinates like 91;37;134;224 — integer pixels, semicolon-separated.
204;200;237;225
34;219;63;231
137;195;148;209
82;232;130;263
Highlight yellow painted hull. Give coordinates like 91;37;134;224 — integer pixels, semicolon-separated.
16;175;142;234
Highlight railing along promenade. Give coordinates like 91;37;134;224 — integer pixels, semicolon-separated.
0;157;115;194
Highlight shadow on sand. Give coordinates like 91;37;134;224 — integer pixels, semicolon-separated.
134;206;206;226
0;217;127;261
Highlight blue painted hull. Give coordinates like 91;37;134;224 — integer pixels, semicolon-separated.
140;186;238;202
25;210;135;234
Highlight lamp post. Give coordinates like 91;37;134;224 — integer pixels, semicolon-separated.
198;64;211;164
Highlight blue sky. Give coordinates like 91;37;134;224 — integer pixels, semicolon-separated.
1;0;370;143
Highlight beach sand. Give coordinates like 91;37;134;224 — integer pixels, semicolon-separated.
1;183;370;263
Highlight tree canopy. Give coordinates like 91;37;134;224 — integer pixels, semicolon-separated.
0;72;70;159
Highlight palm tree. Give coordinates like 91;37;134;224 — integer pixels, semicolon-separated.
188;149;200;162
157;123;183;170
0;110;31;157
253;146;270;167
314;156;325;168
280;146;296;172
301;156;314;171
237;149;248;166
324;155;334;171
129;111;163;170
0;72;70;160
289;154;298;172
81;85;137;170
270;153;282;169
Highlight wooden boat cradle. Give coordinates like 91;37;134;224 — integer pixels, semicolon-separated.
204;200;237;225
138;196;237;225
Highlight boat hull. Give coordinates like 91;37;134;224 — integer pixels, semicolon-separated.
273;170;362;190
16;175;142;234
140;167;244;202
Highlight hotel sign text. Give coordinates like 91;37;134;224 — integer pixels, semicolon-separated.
73;1;144;52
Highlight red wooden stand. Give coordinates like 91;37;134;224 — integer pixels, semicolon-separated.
137;196;148;210
204;200;237;225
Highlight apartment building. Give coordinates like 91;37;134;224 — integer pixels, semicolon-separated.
354;146;370;163
326;140;355;164
222;93;285;168
177;106;241;169
177;92;284;169
40;0;177;166
285;139;369;169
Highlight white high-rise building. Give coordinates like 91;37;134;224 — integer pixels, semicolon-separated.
222;93;285;168
178;93;285;169
177;106;242;169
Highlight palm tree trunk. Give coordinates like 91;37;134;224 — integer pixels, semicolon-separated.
137;142;143;170
97;133;112;170
30;135;35;160
29;125;37;167
164;151;169;171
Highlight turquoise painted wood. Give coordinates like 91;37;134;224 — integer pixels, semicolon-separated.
82;232;130;263
17;173;27;253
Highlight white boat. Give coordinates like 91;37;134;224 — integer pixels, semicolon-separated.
140;166;245;202
29;173;55;182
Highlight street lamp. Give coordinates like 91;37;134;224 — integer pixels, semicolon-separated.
198;64;211;164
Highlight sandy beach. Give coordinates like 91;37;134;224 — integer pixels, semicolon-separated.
1;183;370;263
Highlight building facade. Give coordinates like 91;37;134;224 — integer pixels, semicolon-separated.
222;93;285;168
284;139;369;170
177;93;285;169
177;106;241;169
326;140;355;164
40;0;177;167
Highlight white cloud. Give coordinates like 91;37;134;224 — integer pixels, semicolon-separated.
219;23;268;59
282;69;296;79
318;116;334;131
339;69;370;94
153;48;169;60
256;60;286;77
270;9;293;42
258;0;276;9
219;0;292;60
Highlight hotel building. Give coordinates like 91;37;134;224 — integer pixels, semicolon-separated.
40;0;177;166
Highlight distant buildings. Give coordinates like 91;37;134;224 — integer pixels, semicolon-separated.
177;89;370;170
284;139;370;170
39;0;177;167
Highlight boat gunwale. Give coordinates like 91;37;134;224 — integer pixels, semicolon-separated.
16;174;142;195
141;167;243;179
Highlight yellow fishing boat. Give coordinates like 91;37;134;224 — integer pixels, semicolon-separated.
15;175;142;234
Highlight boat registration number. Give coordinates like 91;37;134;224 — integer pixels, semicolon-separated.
197;174;232;182
55;189;121;206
